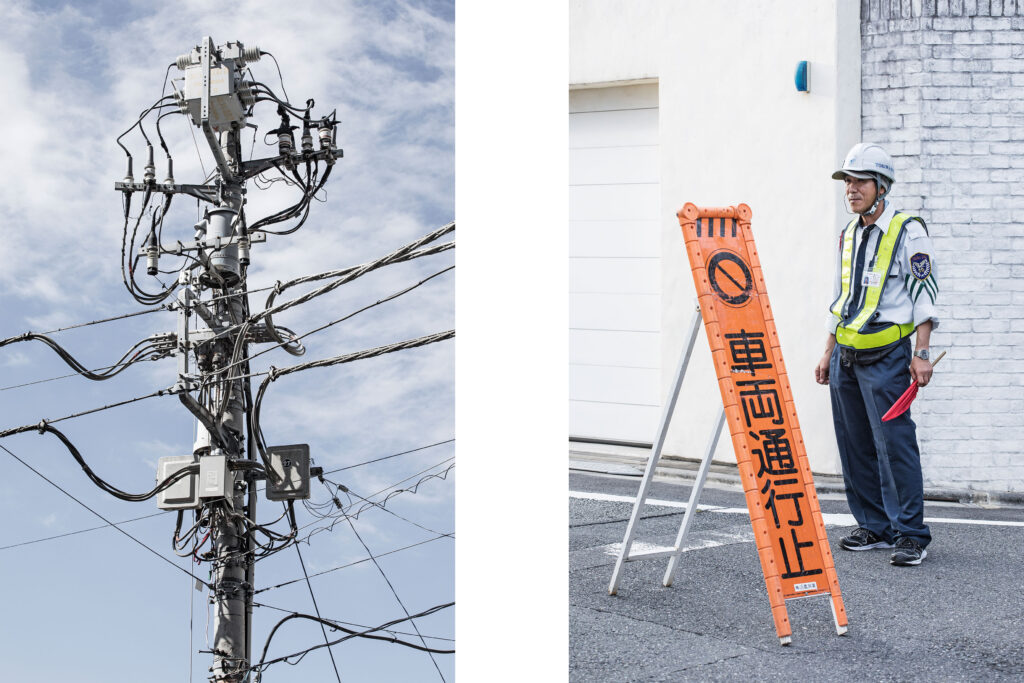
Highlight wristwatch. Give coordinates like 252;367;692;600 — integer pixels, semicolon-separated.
913;349;930;361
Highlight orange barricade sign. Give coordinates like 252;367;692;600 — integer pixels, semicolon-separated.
677;202;847;643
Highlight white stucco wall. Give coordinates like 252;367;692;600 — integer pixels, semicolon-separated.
570;0;861;475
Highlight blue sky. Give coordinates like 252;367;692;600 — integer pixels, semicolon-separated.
0;1;454;680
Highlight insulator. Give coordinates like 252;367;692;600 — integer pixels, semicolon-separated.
242;47;261;64
301;126;313;153
123;157;134;185
143;145;156;183
175;53;195;70
176;90;188;115
278;131;294;156
238;234;250;266
163;158;175;187
146;233;160;276
318;125;333;150
237;81;256;108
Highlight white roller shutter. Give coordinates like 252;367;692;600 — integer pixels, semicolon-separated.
569;83;660;444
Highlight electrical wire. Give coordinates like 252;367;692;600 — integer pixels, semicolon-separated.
33;305;169;335
310;466;455;538
293;540;342;682
300;462;455;544
0;333;174;381
251;602;455;680
253;533;452;595
219;264;454;377
0;439;452;551
324;438;454;474
344;517;447;681
252;600;454;643
0;387;176;431
248;330;454;477
0;441;211;588
0;510;170;551
0;422;197;502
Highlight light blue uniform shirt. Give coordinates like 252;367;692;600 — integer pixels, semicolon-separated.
829;200;939;335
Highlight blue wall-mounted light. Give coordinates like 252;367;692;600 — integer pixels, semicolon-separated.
794;61;810;92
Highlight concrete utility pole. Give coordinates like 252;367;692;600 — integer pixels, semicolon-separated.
123;37;340;682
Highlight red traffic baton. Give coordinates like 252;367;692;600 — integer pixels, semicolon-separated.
881;350;946;422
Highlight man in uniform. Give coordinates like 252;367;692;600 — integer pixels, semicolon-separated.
814;143;939;567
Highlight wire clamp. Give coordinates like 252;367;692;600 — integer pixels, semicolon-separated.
35;419;48;434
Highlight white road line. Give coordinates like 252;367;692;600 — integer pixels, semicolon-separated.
570;491;1024;528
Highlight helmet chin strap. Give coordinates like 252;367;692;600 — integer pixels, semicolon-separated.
863;193;885;217
844;182;886;217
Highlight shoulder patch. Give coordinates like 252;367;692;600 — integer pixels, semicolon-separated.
910;252;931;280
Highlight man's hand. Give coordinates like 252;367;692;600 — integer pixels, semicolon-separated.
910;356;932;387
814;352;831;385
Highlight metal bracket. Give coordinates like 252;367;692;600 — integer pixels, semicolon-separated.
178;391;238;455
138;231;266;258
113;180;221;204
239;146;343;179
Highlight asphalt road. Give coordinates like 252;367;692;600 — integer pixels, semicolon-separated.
569;469;1024;682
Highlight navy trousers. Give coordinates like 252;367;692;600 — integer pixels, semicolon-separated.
829;339;931;547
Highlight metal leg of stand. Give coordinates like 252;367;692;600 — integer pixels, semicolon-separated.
662;406;726;587
608;305;703;596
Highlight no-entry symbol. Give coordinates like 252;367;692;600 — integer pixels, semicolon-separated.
706;250;753;306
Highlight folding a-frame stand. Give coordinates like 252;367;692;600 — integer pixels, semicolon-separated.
607;202;848;646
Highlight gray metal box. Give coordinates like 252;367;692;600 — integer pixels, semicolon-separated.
183;62;245;132
199;455;231;499
266;444;311;501
157;455;200;510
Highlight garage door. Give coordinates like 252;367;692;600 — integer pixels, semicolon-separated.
569;83;660;444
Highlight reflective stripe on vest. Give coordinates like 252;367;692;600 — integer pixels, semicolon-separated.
830;213;918;350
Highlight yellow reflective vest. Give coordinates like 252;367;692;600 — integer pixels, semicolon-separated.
830;213;919;350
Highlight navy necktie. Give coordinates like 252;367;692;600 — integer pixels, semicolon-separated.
848;225;874;316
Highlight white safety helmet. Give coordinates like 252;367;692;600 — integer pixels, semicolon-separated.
833;143;895;215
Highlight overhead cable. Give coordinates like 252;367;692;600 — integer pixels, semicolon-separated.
251;602;455;680
0;332;174;381
0;441;211;589
0;422;196;502
253;533;452;595
248;330;454;477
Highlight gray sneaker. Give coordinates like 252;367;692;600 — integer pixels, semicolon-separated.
839;527;894;551
890;536;927;566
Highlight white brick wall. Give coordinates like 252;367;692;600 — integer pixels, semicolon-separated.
861;0;1024;495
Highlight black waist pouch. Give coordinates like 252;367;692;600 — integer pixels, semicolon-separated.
839;337;907;366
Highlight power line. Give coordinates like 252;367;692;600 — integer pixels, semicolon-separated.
0;387;175;438
252;602;455;680
293;541;342;683
34;305;169;335
254;533;452;595
345;516;447;681
0;510;170;551
0;439;453;551
218;265;454;376
252;600;455;643
323;438;453;474
0;441;210;588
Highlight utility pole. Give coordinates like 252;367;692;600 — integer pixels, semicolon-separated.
121;37;340;682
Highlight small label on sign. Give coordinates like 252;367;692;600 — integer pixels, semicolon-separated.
793;581;818;592
862;272;882;288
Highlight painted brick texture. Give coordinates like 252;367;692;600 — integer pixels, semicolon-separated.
860;1;1024;494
